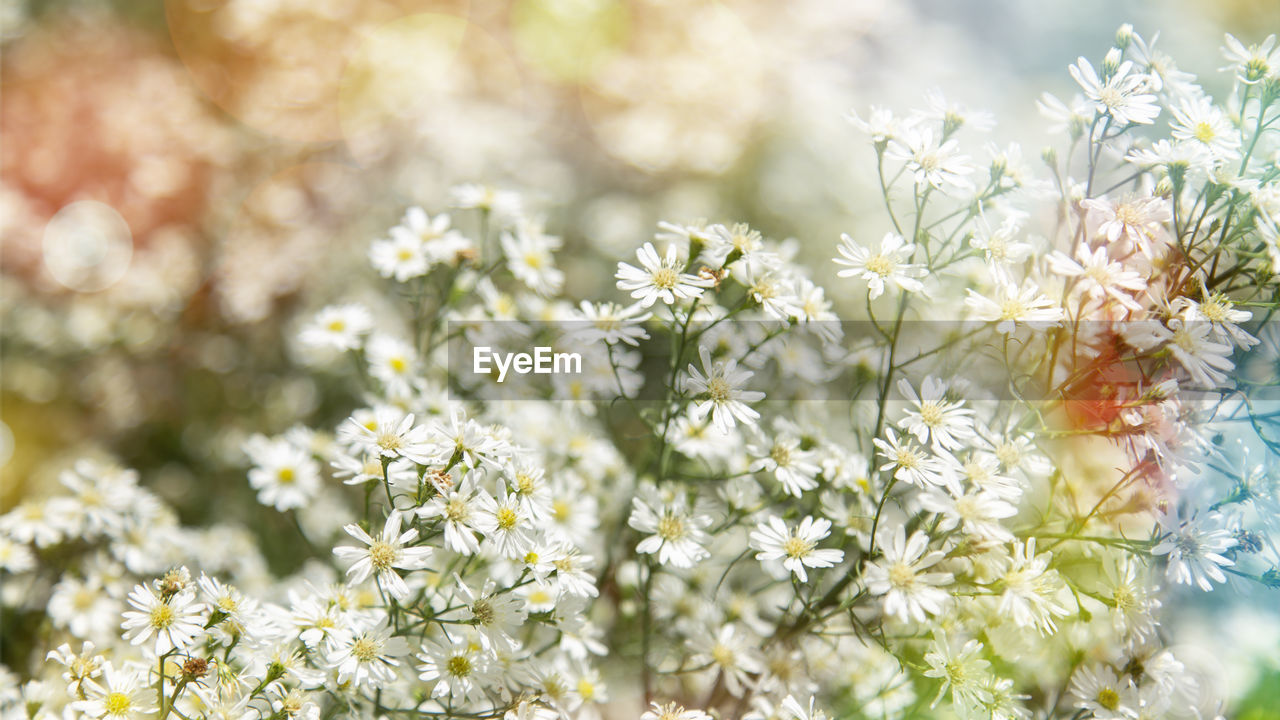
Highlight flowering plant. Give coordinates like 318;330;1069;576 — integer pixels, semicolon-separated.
6;23;1280;720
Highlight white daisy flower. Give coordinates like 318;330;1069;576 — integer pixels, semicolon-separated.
333;510;431;601
1068;56;1160;125
863;527;953;622
615;241;714;308
886;126;975;192
1152;510;1237;591
327;617;408;691
833;232;925;300
298;304;373;352
501;219;564;296
1069;665;1139;720
1220;33;1279;85
684;346;765;434
365;335;418;398
418;478;485;555
750;515;844;583
341;407;436;465
473;483;531;558
897;376;976;451
1081;195;1172;259
418;633;494;702
747;431;821;497
1047;243;1148;312
74;662;155;720
452;577;528;652
120;584;206;654
369;229;429;282
640;701;712;720
246;435;321;512
628;491;713;569
964;281;1065;333
571;300;651;346
995;539;1069;635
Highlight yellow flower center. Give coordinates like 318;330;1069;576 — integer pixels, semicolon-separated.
1193;121;1216;144
496;506;519;531
783;535;815;559
150;603;175;629
918;403;944;427
864;254;894;277
1097;688;1121;711
351;637;379;662
104;692;132;716
446;654;473;677
657;514;685;540
368;541;397;570
651;266;679;290
277;467;295;484
707;376;732;403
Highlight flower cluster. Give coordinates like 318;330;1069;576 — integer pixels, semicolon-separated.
3;24;1280;720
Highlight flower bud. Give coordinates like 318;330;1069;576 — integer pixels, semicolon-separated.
1115;24;1134;51
1102;48;1123;78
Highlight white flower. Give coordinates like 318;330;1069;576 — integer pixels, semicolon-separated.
74;662;155;720
327;618;408;690
1152;510;1237;591
333;510;431;601
687;624;762;698
450;183;523;220
750;515;844;582
418;633;494;702
369;229;429;282
1176;294;1257;349
897;376;975;451
964;281;1064;333
918;487;1017;543
1068;56;1160;126
1169;95;1241;160
886;126;974;191
453;577;528;652
995;539;1069;635
864;527;953;622
615;242;714;308
1158;318;1236;387
246;436;321;512
922;631;992;709
48;576;118;641
418;478;485;555
120;584;206;654
298;304;373;352
341;407;436;464
365;335;418;397
572;301;651;346
684;346;765;434
847;104;906;143
1082;195;1172;259
1069;665;1139;720
873;427;953;490
1047;244;1148;312
780;694;829;720
640;701;712;720
502;219;564;296
1221;33;1279;85
747;431;821;497
472;484;531;558
970;215;1034;283
628;491;713;568
833;232;925;300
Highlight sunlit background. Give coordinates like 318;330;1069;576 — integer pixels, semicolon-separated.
3;0;1279;712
